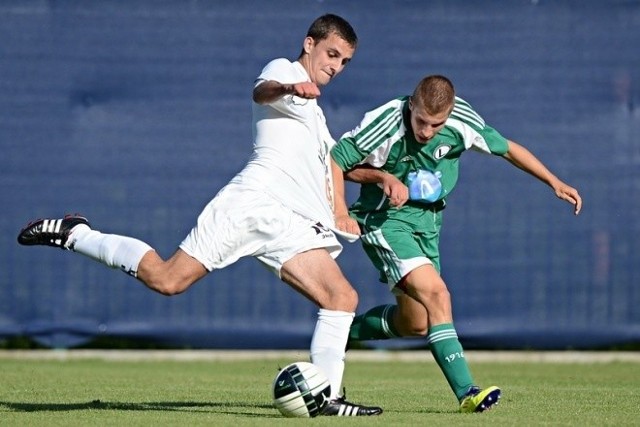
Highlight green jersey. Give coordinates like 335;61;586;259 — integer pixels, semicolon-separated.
332;96;509;230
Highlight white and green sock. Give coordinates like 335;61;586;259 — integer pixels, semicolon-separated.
427;323;475;401
349;304;400;341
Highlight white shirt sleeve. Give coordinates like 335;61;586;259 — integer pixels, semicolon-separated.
255;58;310;120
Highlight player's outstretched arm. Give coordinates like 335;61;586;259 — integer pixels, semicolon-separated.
502;140;582;215
331;159;360;236
345;165;409;207
253;80;321;104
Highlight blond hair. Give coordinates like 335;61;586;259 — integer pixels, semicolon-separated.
412;75;455;115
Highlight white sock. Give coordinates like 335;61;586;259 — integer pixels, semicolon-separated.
67;224;152;277
309;308;355;400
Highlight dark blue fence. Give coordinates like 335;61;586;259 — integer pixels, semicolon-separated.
1;0;638;349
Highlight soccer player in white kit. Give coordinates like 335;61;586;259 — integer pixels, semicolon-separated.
17;14;382;417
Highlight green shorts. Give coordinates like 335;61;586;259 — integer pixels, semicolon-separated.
358;209;443;290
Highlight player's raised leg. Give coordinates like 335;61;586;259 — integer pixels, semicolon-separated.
17;214;207;295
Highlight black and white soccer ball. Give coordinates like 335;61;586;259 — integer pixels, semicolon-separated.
272;362;331;417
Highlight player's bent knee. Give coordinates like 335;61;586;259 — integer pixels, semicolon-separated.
396;321;428;337
428;286;451;306
145;278;190;296
405;325;428;337
326;286;358;312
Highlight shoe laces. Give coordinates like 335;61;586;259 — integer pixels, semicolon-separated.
333;387;349;403
464;386;481;398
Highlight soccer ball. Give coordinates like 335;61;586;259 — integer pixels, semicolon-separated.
272;362;331;417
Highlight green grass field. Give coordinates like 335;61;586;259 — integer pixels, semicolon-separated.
1;352;638;426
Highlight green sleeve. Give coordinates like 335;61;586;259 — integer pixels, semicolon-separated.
331;138;363;171
331;100;406;171
478;124;509;155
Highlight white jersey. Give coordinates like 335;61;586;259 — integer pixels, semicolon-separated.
231;58;336;229
180;58;344;273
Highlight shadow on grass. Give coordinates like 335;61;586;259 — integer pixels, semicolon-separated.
0;400;280;417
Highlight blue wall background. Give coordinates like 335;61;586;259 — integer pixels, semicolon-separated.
1;0;639;349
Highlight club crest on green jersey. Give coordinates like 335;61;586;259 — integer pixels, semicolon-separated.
433;144;451;160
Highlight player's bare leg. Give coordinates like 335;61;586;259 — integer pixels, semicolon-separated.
401;265;501;412
17;214;207;296
392;293;429;336
347;266;444;342
280;249;382;416
280;248;357;312
400;264;452;325
136;249;208;295
347;264;500;412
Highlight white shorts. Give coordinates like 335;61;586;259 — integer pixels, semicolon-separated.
179;183;343;276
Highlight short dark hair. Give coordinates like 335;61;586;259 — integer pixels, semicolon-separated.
412;75;455;115
306;14;358;48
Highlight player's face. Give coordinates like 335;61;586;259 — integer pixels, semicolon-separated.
409;101;450;144
303;32;355;86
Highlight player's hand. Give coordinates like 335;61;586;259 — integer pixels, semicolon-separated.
382;174;409;207
335;214;360;236
555;183;582;215
291;81;321;99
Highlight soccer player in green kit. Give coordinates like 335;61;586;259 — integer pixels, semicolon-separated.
331;75;582;412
